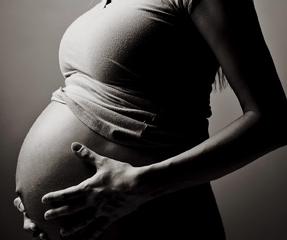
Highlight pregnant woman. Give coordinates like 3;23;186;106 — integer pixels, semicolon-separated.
14;0;287;239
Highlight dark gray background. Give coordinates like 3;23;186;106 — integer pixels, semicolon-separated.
1;0;286;239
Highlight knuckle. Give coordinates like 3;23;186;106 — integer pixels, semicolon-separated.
13;197;20;207
95;188;106;199
79;147;92;158
68;205;77;214
60;192;67;200
63;205;74;214
23;222;31;231
39;233;49;240
80;182;91;192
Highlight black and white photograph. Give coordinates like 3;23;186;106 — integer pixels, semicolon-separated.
1;0;287;239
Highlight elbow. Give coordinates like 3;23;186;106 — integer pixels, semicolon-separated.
257;109;287;147
273;119;287;146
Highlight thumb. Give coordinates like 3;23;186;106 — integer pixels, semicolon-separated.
71;142;102;166
14;197;25;213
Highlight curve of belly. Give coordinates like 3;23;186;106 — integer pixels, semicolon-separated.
15;102;225;240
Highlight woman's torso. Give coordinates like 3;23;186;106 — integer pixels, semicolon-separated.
16;102;225;240
16;0;225;239
53;0;219;147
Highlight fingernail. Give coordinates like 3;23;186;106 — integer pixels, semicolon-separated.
40;233;48;240
18;202;25;212
30;223;37;231
44;212;51;220
60;228;67;236
72;142;82;152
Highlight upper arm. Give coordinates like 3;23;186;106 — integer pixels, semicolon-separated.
190;0;287;117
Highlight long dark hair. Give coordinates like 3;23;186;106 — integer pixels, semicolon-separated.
214;67;228;91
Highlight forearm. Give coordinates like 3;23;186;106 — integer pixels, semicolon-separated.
138;110;287;200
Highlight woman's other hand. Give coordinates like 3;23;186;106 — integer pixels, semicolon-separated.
41;142;148;239
13;197;49;240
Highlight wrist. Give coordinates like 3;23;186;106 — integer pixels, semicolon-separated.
133;163;168;202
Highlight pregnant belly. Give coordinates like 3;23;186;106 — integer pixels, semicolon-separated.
14;102;179;238
15;102;223;239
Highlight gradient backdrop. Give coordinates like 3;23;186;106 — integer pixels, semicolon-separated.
1;0;286;239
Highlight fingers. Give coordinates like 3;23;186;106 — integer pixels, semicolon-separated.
39;232;50;240
71;142;93;159
44;202;88;220
71;142;104;166
42;143;101;204
23;212;49;239
14;197;25;213
23;212;37;231
14;198;39;234
42;183;87;203
14;198;50;239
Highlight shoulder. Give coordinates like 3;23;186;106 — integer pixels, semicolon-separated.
190;0;258;38
163;0;256;21
190;0;256;18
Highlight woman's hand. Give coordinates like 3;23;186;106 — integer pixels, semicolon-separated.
41;142;148;240
13;197;49;240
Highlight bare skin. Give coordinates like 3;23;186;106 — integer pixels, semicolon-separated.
15;102;222;240
15;0;287;239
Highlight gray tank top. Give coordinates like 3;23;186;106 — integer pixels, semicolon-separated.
52;0;218;147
